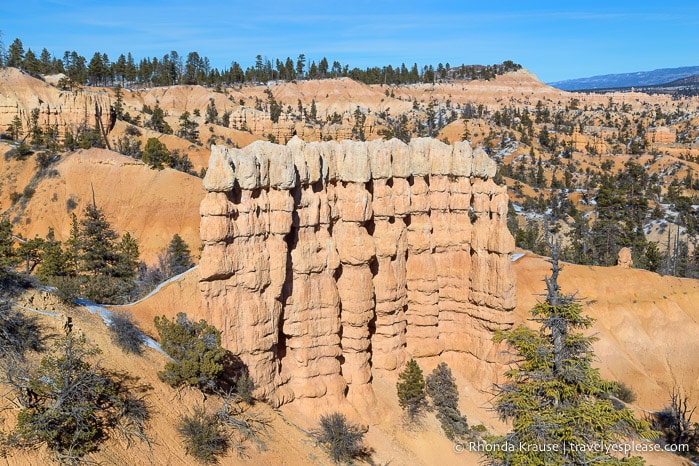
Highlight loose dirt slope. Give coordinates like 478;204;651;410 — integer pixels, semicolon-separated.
2;147;204;265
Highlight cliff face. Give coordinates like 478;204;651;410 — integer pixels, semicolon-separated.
0;68;113;139
198;137;516;407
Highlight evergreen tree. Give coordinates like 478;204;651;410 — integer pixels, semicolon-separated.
113;84;125;119
426;362;469;440
22;48;40;75
638;241;663;273
352;108;366;141
204;98;218;124
65;213;80;275
72;203;138;302
314;413;369;463
485;250;655;465
7;38;24;68
266;89;282;123
0;220;19;289
29;108;43;146
535;162;546;188
116;232;140;280
142;137;171;169
78;203;119;277
11;334;145;461
220;111;231;128
309;99;317;122
396;358;427;421
563;212;592;265
177;110;198;142
147;104;172;134
37;228;71;281
16;237;45;274
7;114;22;140
296;53;306;78
166;234;194;277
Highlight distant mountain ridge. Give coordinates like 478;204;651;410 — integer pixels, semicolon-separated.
548;66;699;91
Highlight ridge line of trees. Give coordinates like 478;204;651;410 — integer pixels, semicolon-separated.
0;34;521;87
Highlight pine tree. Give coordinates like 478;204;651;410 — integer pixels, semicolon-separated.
10;334;144;461
115;232;140;280
16;237;45;274
204;98;218;124
165;234;194;277
177;110;198;142
309;99;317;122
7;115;22;140
78;203;119;277
29;108;43;146
66;203;139;303
65;213;80;275
0;220;19;289
37;228;71;281
148;104;172;134
113;84;124;119
485;249;655;465
426;362;468;440
396;358;427;421
7;38;24;68
142;137;171;169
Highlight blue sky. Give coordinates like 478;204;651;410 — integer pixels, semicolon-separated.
1;1;697;82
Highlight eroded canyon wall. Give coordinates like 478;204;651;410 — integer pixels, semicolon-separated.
199;136;516;407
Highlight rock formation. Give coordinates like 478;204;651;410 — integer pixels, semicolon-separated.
198;136;516;407
617;247;634;269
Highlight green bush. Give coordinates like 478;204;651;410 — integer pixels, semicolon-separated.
178;406;228;464
314;412;369;464
155;312;227;393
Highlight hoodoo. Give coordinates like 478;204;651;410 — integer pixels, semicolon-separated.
198;136;516;407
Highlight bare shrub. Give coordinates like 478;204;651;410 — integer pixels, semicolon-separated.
313;412;370;464
178;406;228;464
0;301;42;358
108;311;146;355
650;386;699;458
215;391;269;457
610;381;637;404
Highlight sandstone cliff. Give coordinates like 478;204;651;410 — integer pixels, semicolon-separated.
198;137;516;407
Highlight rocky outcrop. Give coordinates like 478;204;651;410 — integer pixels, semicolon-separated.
617;247;633;269
199;136;516;407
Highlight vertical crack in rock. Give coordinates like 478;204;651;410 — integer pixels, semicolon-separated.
199;137;515;408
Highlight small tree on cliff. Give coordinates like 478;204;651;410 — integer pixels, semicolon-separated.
484;248;656;465
397;358;427;422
